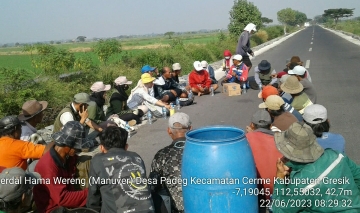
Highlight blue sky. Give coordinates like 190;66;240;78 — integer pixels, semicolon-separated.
0;0;359;44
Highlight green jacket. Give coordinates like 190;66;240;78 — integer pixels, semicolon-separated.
106;90;132;118
272;149;360;213
87;101;106;124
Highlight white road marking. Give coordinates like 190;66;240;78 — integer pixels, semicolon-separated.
309;48;312;51
312;38;313;40
311;42;313;44
305;60;310;69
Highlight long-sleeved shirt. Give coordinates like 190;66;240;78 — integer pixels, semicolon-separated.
188;70;212;90
226;64;249;82
154;75;185;97
236;31;252;56
127;80;159;110
34;147;88;213
272;149;360;213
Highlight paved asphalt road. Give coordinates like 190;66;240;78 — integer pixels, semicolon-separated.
128;25;360;174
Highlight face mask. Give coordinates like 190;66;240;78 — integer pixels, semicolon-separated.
225;56;230;60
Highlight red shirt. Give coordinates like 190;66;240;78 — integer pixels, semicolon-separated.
226;63;249;82
188;70;212;89
246;131;283;200
33;147;88;213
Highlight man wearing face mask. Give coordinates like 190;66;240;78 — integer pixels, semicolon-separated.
106;76;144;124
33;121;92;213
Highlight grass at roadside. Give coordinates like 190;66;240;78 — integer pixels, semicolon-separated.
326;20;360;36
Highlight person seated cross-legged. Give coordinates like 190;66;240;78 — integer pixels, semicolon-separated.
189;61;218;96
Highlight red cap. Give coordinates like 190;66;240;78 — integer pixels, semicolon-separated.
223;50;232;57
258;85;279;99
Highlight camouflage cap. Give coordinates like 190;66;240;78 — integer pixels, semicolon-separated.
274;122;324;163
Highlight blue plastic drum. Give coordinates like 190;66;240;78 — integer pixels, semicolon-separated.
181;126;258;213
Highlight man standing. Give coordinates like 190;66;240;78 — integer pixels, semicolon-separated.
33;121;91;213
189;61;218;96
18;100;48;142
236;23;257;72
0;115;53;171
273;122;360;212
87;126;154;213
154;67;188;103
149;112;192;213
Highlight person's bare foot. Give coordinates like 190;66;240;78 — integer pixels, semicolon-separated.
198;92;203;96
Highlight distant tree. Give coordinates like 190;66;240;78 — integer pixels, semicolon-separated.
261;17;273;24
314;15;330;23
50;41;54;44
15;42;20;47
93;39;122;65
306;18;313;22
218;31;226;42
2;44;8;48
76;36;86;42
277;8;296;34
291;11;307;26
228;0;262;38
323;8;354;27
55;41;61;44
164;32;175;39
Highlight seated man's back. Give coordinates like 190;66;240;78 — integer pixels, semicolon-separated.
87;126;154;213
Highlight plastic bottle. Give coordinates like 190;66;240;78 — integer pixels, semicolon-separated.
210;86;214;96
147;111;152;124
242;83;247;94
176;97;181;110
170;104;175;116
162;107;167;119
125;122;131;138
188;90;193;100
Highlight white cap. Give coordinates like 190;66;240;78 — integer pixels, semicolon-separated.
201;60;208;68
233;54;243;61
172;63;181;70
288;66;306;75
193;61;203;71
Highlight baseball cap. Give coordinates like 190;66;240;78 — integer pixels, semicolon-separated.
201;61;208;68
0;167;41;202
288;66;306;75
114;76;132;86
141;73;156;84
275;122;324;163
90;81;111;92
193;61;203;71
141;65;156;74
74;93;91;104
168;112;191;129
303;104;328;124
233;54;242;61
172;63;181;71
259;95;285;110
258;85;278;99
251;110;272;126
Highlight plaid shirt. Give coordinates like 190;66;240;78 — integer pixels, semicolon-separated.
149;137;186;212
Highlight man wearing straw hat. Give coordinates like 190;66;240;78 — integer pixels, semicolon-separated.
272;122;360;212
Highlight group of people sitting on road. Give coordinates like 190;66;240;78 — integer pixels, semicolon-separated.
0;26;359;212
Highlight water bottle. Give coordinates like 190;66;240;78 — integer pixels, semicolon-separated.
162;107;167;119
176;97;181;110
170;103;175;116
242;83;247;94
147;111;152;124
259;84;263;90
125;122;131;138
188;90;193;100
210;86;214;96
